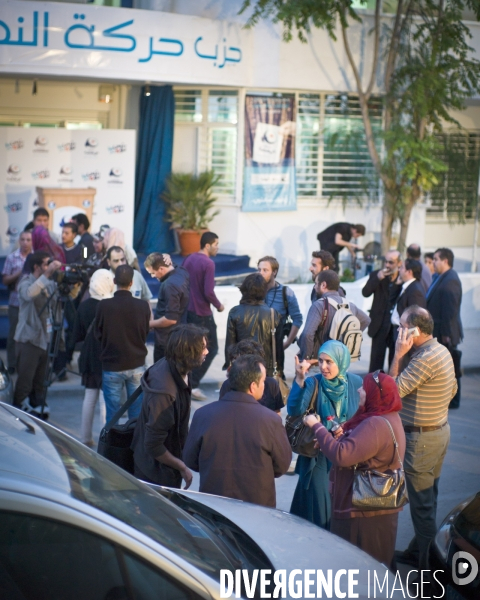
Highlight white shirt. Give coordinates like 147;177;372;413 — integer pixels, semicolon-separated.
391;277;415;326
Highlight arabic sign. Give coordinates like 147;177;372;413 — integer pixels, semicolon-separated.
0;1;251;85
0;127;136;256
243;95;297;212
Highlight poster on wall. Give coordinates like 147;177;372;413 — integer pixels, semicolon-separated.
243;95;296;212
0;128;136;256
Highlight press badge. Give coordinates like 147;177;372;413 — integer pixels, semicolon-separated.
46;317;52;334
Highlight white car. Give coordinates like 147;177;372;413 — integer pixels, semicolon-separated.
0;403;404;599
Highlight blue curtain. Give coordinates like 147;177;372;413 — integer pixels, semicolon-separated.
134;85;175;254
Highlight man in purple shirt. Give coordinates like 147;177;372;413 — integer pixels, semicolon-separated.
183;232;224;399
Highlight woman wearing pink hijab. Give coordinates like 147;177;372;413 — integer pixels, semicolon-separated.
102;227;139;270
31;226;66;264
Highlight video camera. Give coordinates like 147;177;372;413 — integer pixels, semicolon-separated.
51;263;90;296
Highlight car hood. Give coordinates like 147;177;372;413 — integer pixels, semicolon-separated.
162;488;406;599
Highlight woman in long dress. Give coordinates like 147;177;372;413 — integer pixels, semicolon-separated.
287;340;361;529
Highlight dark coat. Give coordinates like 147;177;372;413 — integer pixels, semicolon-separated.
183;390;292;507
131;358;191;487
362;270;402;338
224;303;283;376
72;297;101;377
427;268;463;346
154;266;190;349
395;279;427;318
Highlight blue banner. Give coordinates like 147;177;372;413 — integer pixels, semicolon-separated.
243;95;297;212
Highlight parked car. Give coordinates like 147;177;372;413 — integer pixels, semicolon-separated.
0;358;13;405
0;402;405;600
429;492;480;599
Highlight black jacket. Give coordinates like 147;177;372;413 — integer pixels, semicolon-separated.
183;390;291;507
131;358;191;486
95;290;150;371
154;266;190;349
224;303;283;376
362;270;402;338
72;297;101;377
427;269;463;346
395;279;426;318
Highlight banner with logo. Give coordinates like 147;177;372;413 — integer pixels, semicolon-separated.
243;95;296;212
0;127;136;256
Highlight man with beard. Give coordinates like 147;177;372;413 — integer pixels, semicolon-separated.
309;250;345;301
131;324;208;488
258;255;303;374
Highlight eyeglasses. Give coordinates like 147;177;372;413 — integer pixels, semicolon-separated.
372;369;384;393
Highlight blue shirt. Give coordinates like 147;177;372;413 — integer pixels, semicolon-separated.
265;282;303;329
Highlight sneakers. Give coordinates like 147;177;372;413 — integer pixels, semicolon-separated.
191;388;208;401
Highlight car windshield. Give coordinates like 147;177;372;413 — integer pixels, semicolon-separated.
38;423;233;580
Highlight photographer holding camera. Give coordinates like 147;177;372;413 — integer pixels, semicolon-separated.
13;251;62;417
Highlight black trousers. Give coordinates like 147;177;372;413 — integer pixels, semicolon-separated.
153;344;165;364
187;312;218;388
7;305;19;370
445;344;462;408
369;326;396;372
14;341;48;408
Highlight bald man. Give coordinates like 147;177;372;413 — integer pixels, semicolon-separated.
362;250;402;371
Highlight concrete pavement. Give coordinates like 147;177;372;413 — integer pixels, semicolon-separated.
2;330;480;551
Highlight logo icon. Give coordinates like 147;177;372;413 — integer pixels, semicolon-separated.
452;551;478;586
106;204;125;214
82;199;91;208
85;137;98;148
59;166;72;176
4;202;22;213
48;201;56;209
58;142;76;152
6;226;19;236
31;169;50;180
7;164;21;174
109;168;123;177
82;171;101;181
108;144;127;154
34;136;48;146
5;139;24;150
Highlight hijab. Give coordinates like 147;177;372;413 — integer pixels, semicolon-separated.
103;227;125;251
32;226;66;263
89;269;114;301
343;372;403;431
316;340;354;424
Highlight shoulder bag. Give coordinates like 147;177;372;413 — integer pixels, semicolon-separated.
270;308;291;403
285;377;320;458
97;385;142;474
351;417;409;510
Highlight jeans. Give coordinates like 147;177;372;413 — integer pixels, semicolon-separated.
102;366;145;424
403;423;450;568
186;312;218;388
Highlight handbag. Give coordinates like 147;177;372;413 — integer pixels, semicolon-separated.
285;377;320;458
270;308;290;403
97;385;142;474
351;417;409;510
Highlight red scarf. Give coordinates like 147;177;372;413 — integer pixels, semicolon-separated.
343;372;402;431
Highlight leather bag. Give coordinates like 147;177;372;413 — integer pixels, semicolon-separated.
285;377;320;458
352;417;409;510
97;386;142;474
270;308;290;403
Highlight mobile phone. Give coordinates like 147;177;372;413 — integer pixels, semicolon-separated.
407;327;420;337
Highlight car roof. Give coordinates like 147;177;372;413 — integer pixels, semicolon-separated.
0;403;70;492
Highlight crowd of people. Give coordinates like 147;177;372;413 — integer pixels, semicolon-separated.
1;213;463;574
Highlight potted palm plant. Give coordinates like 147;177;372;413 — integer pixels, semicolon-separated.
162;170;221;255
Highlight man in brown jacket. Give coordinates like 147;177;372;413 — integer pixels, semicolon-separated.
183;354;292;507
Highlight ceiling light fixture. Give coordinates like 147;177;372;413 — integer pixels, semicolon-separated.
144;84;151;97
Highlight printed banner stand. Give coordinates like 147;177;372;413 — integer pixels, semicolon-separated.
36;187;96;232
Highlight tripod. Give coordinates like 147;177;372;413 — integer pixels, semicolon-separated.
37;286;81;419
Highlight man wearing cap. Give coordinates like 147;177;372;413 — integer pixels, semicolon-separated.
144;253;190;363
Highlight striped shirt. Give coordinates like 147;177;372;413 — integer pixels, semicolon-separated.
396;338;457;427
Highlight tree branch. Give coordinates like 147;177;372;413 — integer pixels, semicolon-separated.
365;0;382;101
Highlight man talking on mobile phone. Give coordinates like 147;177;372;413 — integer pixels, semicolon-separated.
362;251;402;371
389;305;457;575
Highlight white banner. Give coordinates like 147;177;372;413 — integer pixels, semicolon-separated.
0;127;136;256
0;1;251;86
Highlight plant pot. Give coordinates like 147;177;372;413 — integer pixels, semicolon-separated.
176;228;207;256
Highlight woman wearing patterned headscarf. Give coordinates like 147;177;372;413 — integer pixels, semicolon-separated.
72;269;114;446
31;225;66;264
303;371;405;569
287;340;361;529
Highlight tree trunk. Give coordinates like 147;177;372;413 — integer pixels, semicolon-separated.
381;195;396;255
397;200;416;253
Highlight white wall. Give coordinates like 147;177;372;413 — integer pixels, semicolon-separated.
211;273;480;337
